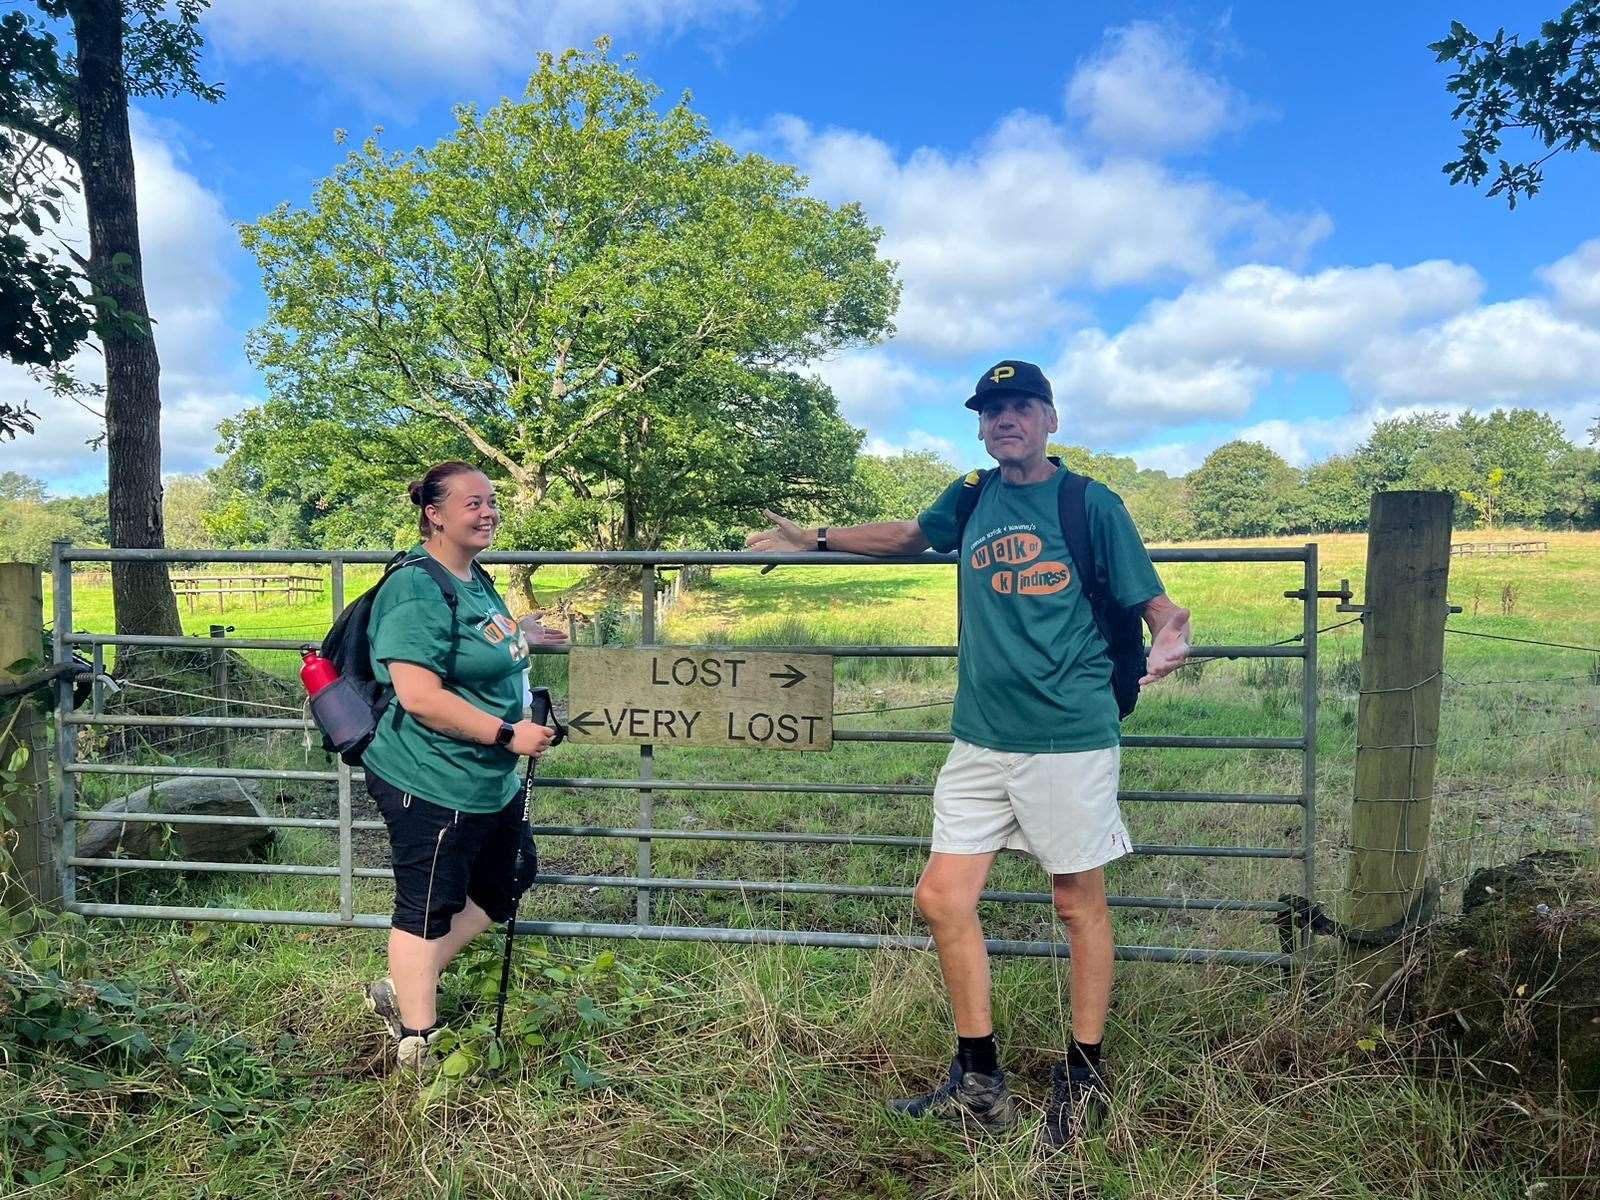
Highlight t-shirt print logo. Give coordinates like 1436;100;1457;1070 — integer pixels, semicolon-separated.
479;613;527;657
971;531;1040;570
1017;561;1071;595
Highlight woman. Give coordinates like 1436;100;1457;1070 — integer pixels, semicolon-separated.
360;460;567;1069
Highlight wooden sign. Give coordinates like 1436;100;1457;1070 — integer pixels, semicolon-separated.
566;648;834;751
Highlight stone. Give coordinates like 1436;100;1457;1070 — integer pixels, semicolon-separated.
77;777;275;864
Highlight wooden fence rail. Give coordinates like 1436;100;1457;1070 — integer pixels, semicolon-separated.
169;573;325;613
1449;540;1547;557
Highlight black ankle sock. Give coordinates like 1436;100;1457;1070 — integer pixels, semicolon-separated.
957;1033;999;1076
1066;1038;1102;1072
400;1022;440;1040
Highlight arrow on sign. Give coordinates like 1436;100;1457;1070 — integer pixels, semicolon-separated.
568;711;604;736
768;663;807;689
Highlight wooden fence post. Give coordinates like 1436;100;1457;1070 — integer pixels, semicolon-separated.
210;624;231;759
0;562;60;910
1342;491;1454;991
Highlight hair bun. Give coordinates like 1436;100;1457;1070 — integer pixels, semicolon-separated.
407;480;425;506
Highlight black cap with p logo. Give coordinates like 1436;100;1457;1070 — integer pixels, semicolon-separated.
964;359;1054;411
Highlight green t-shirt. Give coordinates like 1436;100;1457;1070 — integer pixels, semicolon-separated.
362;548;530;813
917;469;1164;753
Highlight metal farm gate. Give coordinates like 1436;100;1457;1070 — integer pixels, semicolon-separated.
49;545;1318;968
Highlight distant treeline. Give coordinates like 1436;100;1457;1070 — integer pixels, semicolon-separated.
6;407;1595;567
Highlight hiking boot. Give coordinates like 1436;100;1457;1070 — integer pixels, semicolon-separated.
395;1025;444;1072
887;1058;1019;1134
363;977;404;1041
1040;1060;1111;1149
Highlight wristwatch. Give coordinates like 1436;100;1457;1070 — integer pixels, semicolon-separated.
494;721;516;748
816;526;829;552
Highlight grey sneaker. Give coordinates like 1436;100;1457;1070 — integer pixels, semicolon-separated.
888;1058;1020;1134
363;977;404;1041
395;1025;444;1072
1040;1060;1110;1149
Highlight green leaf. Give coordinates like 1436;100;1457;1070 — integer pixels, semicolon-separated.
1356;1038;1377;1053
439;1048;474;1078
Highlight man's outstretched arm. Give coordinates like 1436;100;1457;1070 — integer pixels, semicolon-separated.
1140;594;1192;684
745;509;931;556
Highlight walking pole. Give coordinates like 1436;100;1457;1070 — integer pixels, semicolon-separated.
493;756;534;1047
493;688;563;1047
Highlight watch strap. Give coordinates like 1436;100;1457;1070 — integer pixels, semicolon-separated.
494;720;515;748
816;526;829;552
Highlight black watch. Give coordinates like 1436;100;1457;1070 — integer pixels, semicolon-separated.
494;721;516;748
816;526;829;552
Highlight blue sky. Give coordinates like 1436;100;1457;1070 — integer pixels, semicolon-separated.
16;1;1600;494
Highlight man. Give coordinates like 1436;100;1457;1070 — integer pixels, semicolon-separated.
745;360;1191;1148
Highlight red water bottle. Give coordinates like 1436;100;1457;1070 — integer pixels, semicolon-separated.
300;649;339;697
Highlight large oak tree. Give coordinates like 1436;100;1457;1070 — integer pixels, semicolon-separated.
236;45;898;600
0;0;221;638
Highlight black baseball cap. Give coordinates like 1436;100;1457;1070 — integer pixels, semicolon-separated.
964;359;1054;411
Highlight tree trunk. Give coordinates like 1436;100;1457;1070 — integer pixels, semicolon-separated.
71;0;182;641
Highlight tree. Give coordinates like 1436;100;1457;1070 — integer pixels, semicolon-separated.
1297;454;1368;532
1457;408;1572;525
1433;2;1600;206
161;473;219;550
844;449;956;524
0;1;221;638
1355;412;1475;498
1548;446;1600;526
238;45;897;599
1186;441;1299;538
0;472;48;503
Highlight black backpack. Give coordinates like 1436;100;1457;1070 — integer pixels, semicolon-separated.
953;459;1148;719
314;551;500;764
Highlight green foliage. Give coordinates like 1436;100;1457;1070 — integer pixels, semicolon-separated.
1433;2;1600;206
161;472;221;551
1;923;295;1190
227;44;897;560
0;474;109;563
1296;454;1367;533
842;449;955;523
419;940;675;1105
0;2;221;394
1187;440;1299;538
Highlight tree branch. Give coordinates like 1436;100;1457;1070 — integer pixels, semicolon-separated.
1;111;79;162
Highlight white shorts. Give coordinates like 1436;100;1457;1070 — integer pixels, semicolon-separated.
930;738;1130;876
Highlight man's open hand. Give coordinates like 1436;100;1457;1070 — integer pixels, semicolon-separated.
1140;608;1191;684
517;614;569;647
745;509;812;553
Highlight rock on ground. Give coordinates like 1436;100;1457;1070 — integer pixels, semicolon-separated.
77;777;275;864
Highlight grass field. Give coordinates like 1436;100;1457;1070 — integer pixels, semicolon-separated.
7;529;1598;1198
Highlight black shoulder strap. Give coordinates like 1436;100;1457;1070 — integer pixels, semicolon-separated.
954;468;994;542
401;553;469;680
1057;470;1102;608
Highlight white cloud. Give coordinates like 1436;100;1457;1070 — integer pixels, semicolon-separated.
1119;261;1482;368
1348;297;1600;412
1231;416;1365;467
1043;259;1486;441
206;0;759;98
4;112;255;488
1066;22;1248;154
1050;326;1265;441
809;350;951;425
863;429;961;463
759;112;1330;355
1539;237;1600;322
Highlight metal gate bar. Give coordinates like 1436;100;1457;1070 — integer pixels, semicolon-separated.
50;543;1319;967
